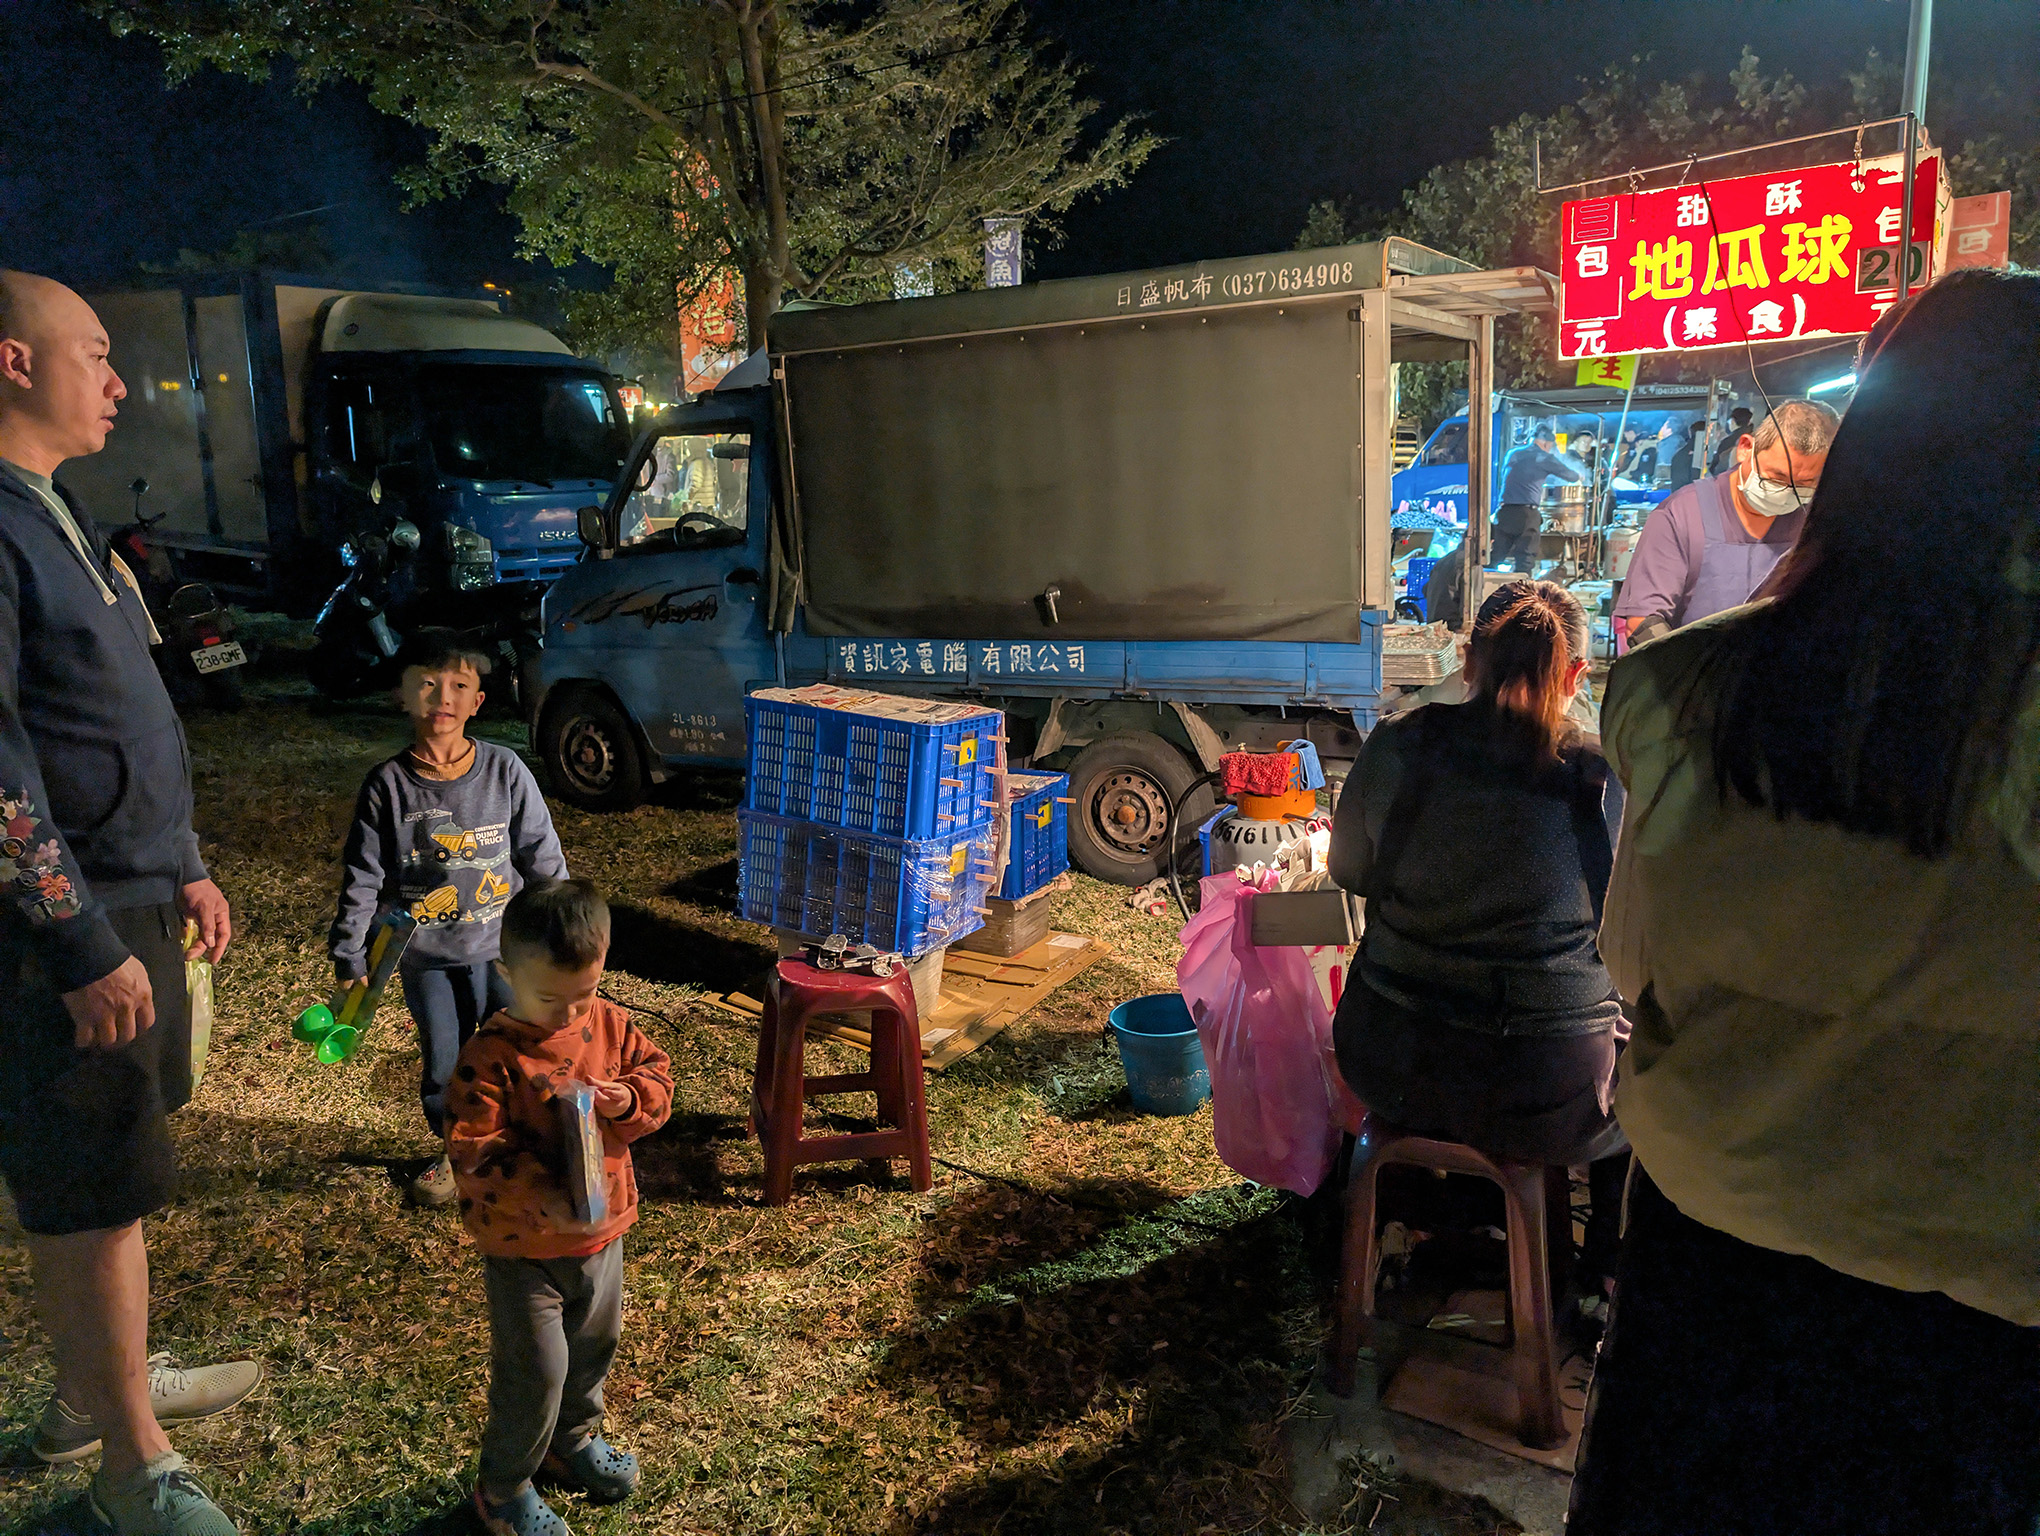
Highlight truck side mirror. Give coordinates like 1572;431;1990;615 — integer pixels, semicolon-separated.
577;504;607;551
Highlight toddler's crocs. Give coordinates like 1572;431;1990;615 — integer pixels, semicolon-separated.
471;1483;570;1536
540;1436;639;1502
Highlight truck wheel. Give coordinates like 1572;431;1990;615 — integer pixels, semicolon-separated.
539;689;647;812
1064;732;1206;887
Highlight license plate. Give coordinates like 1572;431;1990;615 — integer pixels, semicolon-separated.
190;642;247;674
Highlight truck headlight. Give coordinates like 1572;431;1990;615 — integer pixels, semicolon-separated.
443;525;496;589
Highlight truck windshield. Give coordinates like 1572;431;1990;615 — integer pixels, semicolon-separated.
419;365;629;485
1420;422;1467;465
618;431;751;551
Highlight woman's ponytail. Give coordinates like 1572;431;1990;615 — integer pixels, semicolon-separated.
1466;580;1590;762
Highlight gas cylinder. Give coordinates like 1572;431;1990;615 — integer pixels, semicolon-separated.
1204;809;1332;875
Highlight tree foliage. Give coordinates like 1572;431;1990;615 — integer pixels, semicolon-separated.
1300;47;2040;425
92;0;1158;356
138;220;343;278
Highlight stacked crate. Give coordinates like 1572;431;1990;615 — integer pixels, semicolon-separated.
953;771;1070;958
997;773;1070;900
738;685;1003;958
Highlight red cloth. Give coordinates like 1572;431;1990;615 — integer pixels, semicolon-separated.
1220;751;1298;799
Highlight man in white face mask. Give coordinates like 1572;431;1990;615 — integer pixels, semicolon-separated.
1613;398;1840;649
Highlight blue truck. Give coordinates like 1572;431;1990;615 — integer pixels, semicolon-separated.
1386;382;1719;614
1389;384;1718;526
64;274;629;693
531;239;1552;883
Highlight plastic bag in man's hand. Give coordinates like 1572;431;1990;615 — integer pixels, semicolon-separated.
1176;874;1340;1196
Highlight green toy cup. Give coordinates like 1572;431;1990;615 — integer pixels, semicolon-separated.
293;1003;336;1044
314;1026;359;1065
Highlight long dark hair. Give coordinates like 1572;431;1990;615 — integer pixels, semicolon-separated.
1466;580;1588;763
1703;269;2040;857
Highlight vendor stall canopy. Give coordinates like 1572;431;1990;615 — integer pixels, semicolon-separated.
768;240;1553;644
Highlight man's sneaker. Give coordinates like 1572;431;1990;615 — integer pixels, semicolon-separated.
35;1355;264;1464
88;1450;237;1535
540;1435;639;1502
410;1153;457;1208
472;1483;571;1536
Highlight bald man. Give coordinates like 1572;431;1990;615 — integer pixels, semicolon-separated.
0;272;254;1535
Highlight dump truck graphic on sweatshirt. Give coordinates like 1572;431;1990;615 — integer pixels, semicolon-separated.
328;742;568;979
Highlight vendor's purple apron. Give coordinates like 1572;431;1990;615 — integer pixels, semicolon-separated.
1681;474;1792;626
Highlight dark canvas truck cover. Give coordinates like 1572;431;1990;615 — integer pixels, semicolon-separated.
767;238;1476;645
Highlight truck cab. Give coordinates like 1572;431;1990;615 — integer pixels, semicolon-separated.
305;293;629;607
61;276;626;625
532;371;807;810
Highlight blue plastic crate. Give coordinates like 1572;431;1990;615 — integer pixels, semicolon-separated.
998;773;1069;900
1402;556;1439;619
737;810;996;958
745;686;1001;840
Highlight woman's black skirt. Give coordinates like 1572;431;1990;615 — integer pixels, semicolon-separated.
1567;1166;2040;1536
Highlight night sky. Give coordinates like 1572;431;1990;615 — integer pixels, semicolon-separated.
3;0;2035;295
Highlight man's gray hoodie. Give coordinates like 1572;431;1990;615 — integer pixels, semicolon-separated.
0;465;205;991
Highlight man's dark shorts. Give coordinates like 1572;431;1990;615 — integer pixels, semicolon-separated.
0;903;190;1236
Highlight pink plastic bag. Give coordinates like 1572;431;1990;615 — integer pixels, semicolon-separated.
1177;875;1341;1196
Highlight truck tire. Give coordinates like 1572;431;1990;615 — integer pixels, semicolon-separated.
1064;731;1206;887
538;688;647;813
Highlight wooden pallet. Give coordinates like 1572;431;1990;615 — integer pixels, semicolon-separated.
708;931;1109;1071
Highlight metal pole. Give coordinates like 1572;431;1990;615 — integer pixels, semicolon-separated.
1899;111;1918;301
1898;0;1930;300
1901;0;1933;124
1466;314;1495;619
1695;378;1724;482
1596;366;1641;578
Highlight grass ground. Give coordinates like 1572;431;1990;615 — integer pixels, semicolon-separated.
0;680;1521;1536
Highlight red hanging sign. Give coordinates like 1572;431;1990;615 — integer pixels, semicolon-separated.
1558;155;1947;360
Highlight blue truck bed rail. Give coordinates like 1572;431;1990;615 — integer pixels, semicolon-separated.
820;618;1385;718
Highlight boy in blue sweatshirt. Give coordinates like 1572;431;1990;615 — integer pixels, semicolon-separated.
329;630;567;1207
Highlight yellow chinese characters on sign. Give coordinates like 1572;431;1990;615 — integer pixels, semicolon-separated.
1701;225;1771;293
1576;355;1639;389
1629;237;1694;300
1780;216;1853;284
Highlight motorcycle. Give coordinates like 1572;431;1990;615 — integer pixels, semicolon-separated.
308;488;538;711
113;478;246;710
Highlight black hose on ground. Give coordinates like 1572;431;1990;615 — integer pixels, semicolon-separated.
1166;769;1225;925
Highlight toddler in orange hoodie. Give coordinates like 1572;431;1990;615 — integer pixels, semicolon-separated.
445;878;673;1536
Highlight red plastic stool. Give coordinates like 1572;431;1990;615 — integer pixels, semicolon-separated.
749;958;933;1206
1327;1115;1571;1450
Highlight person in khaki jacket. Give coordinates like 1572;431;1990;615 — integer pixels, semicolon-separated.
1569;270;2040;1533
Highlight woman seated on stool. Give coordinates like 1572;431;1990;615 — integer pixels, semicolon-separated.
1327;580;1629;1298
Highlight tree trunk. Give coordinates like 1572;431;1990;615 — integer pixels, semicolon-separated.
743;258;782;354
736;5;796;315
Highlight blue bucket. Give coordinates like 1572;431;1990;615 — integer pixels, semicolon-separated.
1108;994;1211;1116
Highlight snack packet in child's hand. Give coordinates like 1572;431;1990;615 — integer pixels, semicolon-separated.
556;1080;609;1226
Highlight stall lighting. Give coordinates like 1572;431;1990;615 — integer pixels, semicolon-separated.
1807;372;1857;396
